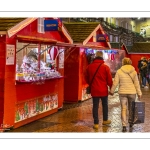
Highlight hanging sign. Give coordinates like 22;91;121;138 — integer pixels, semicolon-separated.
97;34;109;42
44;20;59;31
6;44;15;65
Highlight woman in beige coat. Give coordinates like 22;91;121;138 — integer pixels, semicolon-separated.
110;57;142;132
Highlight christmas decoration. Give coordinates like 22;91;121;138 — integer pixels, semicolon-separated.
48;46;59;60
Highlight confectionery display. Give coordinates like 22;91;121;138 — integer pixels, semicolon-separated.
16;48;62;83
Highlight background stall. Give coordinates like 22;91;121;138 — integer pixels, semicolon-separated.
121;43;150;74
0;18;72;129
63;22;114;103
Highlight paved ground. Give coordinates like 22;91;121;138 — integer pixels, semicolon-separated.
7;88;150;133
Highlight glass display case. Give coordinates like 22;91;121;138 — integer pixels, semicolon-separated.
16;43;63;84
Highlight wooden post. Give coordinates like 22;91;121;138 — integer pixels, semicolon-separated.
38;44;41;72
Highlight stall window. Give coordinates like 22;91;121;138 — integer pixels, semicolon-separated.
38;18;45;33
16;43;63;82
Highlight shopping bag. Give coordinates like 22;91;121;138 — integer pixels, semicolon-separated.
133;101;145;124
128;101;145;125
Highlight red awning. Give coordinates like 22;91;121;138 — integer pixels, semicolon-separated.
16;35;57;44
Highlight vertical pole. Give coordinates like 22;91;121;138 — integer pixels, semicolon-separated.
119;37;121;49
38;44;41;72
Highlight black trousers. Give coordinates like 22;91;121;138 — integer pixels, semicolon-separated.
92;96;108;124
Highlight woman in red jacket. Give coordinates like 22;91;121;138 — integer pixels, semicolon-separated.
85;51;113;130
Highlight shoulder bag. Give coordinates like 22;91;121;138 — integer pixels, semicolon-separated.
86;63;103;94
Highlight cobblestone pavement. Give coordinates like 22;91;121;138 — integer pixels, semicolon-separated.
8;88;150;133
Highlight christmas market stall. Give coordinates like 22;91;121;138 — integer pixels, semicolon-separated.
121;43;150;74
0;18;73;129
63;22;125;103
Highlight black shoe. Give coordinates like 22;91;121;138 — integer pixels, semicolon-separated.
129;123;133;128
122;126;127;132
129;127;133;132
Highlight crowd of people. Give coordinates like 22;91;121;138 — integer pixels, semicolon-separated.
138;57;150;88
85;51;144;133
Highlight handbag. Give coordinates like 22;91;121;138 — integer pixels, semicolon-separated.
86;63;103;94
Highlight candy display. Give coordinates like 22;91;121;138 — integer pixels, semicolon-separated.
16;53;61;82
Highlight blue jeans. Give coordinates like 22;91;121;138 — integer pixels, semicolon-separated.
142;77;147;86
92;96;108;124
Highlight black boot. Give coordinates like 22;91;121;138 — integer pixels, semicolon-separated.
122;126;127;132
129;123;133;128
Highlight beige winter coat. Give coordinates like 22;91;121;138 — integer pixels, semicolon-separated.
110;65;142;96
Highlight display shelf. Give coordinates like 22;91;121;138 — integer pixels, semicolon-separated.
16;76;64;84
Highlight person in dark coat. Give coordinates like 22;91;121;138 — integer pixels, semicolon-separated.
147;58;150;85
138;57;147;86
140;60;148;88
137;57;144;73
85;51;113;130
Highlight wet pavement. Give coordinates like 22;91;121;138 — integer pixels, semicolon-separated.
7;88;150;133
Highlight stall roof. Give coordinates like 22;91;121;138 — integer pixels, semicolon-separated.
63;22;100;43
0;18;26;31
0;18;73;44
110;42;120;49
127;42;150;53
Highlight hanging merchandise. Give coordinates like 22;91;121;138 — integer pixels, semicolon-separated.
111;52;115;61
48;46;59;60
108;53;111;60
103;52;108;60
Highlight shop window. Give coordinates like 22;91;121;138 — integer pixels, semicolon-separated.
115;36;119;42
16;42;64;83
116;19;119;27
38;18;45;33
109;35;113;42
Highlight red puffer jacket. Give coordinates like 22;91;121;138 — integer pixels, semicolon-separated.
85;57;113;97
